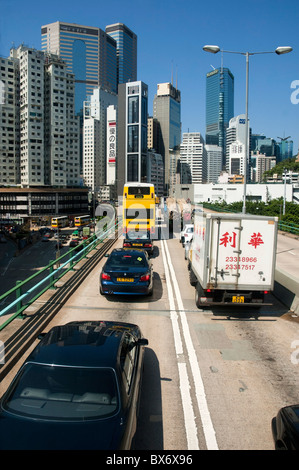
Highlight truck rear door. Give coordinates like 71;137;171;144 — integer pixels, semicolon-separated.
209;216;275;290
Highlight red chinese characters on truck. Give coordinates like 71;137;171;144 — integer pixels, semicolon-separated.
220;230;264;271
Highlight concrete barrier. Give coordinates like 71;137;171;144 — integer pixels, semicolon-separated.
274;267;299;315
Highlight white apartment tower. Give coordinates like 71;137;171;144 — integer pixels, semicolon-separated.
0;56;20;185
44;54;80;186
4;45;81;187
180;132;206;183
12;46;46;186
83;87;118;191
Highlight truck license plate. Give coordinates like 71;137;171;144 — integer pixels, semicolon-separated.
232;296;244;303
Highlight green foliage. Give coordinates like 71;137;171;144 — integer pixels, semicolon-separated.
203;198;299;228
262;157;299;180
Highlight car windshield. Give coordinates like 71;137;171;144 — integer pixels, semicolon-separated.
107;252;147;268
126;230;150;240
3;363;119;421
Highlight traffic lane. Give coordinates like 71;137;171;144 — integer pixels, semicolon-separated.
34;238;188;450
168;236;295;450
276;232;299;278
0;235;72;296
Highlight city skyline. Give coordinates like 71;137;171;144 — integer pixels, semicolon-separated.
0;0;298;155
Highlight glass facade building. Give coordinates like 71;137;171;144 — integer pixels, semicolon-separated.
206;68;234;165
153;83;181;191
41;22;117;115
105;23;137;86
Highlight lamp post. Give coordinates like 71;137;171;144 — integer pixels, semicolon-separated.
203;45;292;214
283;168;287;216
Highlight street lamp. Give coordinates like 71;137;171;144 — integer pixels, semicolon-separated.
283;168;287;216
203;45;292;214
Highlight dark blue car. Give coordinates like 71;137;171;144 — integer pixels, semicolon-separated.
0;321;148;450
100;248;153;296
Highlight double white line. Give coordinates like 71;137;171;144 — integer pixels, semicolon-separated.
161;239;218;451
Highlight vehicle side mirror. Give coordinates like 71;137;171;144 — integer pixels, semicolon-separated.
137;338;148;346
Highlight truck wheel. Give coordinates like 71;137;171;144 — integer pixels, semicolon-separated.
195;282;204;309
189;269;197;286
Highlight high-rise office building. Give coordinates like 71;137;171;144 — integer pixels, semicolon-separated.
206;67;234;165
116;81;148;196
105;23;137;86
153;82;181;192
205;144;223;183
226;114;251;179
41;21;117;114
180;133;206;184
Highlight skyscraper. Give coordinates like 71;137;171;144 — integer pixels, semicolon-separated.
206;67;234;165
117;81;148;196
153;82;181;192
41;22;117;114
180;133;206;183
105;23;137;86
226;114;251;178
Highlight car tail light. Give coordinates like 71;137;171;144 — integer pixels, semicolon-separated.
144;243;152;248
101;272;111;280
123;242;131;247
140;274;150;282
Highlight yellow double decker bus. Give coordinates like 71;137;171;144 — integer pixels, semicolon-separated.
74;215;91;227
51;216;69;229
123;183;156;235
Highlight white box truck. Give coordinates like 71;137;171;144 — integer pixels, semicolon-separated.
188;212;278;308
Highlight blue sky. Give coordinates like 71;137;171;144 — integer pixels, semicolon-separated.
1;0;298;154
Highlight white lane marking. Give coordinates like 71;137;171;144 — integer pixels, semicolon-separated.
161;239;199;450
160;238;183;355
163;239;219;451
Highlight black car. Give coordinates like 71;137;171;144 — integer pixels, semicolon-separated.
123;230;154;256
0;321;148;450
100;248;153;296
272;405;299;450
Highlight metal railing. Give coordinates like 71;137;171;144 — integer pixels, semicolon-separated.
202;203;299;236
0;222;119;331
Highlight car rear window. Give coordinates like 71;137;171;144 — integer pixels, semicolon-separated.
107;252;147;267
126;231;150;240
3;363;119;421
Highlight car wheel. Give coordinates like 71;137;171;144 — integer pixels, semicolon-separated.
148;288;153;296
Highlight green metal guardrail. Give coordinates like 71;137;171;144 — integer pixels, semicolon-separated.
0;222;119;331
202;203;299;236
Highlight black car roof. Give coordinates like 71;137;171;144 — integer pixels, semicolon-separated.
27;321;140;368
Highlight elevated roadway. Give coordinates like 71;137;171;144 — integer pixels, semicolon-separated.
1;232;298;450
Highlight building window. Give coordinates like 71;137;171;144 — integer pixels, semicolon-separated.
128;96;139;123
128;125;139;153
127;154;138;182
